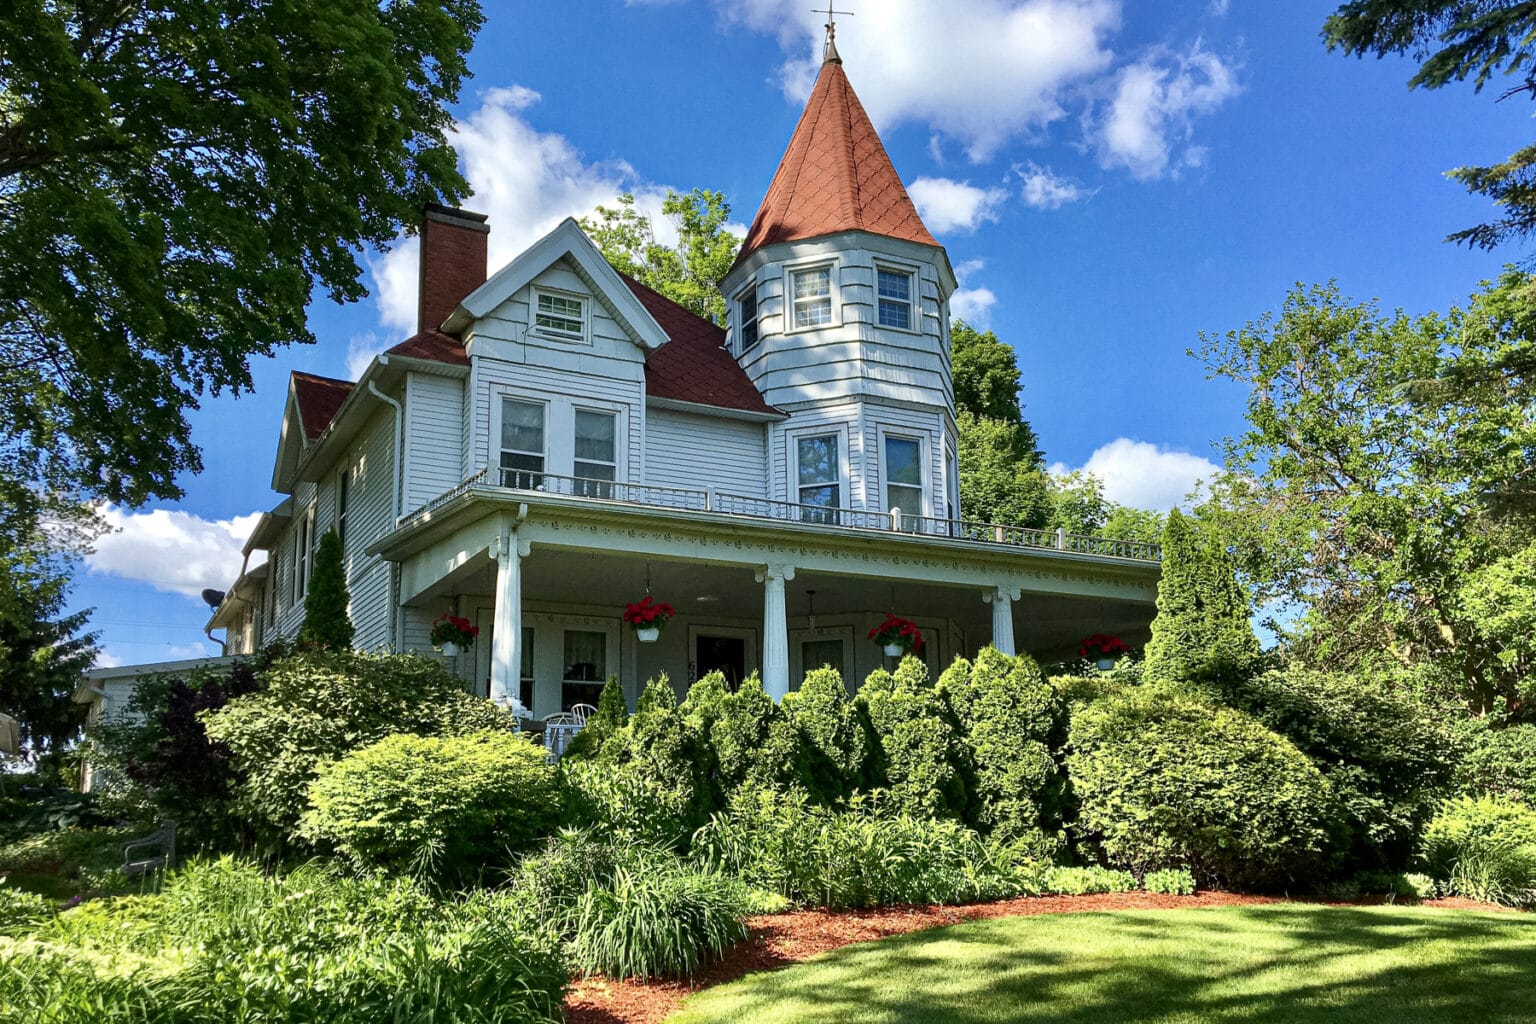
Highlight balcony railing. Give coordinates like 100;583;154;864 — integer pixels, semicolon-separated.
400;469;1161;563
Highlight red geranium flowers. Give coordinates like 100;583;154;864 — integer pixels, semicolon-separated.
869;613;925;654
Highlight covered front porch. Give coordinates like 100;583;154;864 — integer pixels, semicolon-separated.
370;483;1161;717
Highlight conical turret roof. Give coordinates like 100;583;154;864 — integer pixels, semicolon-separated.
734;58;937;268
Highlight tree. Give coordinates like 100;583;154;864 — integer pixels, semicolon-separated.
1143;508;1261;690
956;412;1053;528
581;189;741;323
1325;1;1536;250
298;530;353;650
0;1;482;511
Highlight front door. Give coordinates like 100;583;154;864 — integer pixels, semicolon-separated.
695;634;748;691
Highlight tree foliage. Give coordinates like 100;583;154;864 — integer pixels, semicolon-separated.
581;190;741;323
1325;1;1536;250
1143;508;1261;690
0;0;482;509
856;658;971;821
298;530;352;650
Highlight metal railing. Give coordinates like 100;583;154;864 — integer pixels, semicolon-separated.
399;469;1161;563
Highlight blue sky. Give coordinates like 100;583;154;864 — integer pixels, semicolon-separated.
77;0;1532;667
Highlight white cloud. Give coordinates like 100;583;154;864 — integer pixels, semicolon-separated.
951;258;998;327
366;85;672;345
1015;162;1088;209
346;332;383;380
715;0;1122;161
1209;0;1230;15
1094;43;1240;180
1049;438;1219;511
93;651;126;670
87;507;264;600
907;177;1007;233
163;643;215;661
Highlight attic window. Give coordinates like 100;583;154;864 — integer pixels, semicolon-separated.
535;290;585;338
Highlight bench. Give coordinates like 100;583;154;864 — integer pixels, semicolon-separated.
122;820;176;877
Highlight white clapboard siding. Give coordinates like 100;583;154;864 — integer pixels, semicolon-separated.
345;406;399;650
403;372;465;513
644;408;768;497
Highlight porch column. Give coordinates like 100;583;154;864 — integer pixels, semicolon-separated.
985;586;1021;656
756;563;795;701
490;534;531;704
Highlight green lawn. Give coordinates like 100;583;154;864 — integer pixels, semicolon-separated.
666;905;1536;1024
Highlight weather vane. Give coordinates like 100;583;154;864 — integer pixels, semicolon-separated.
815;2;854;60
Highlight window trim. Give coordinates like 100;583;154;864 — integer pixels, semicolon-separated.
497;396;549;489
878;428;928;519
735;280;760;353
531;286;590;344
784;260;837;333
874;262;918;333
292;505;315;604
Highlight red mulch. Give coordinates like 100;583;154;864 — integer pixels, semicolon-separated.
562;892;1510;1024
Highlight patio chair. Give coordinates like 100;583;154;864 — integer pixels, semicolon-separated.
541;713;583;763
570;703;598;725
122;820;177;877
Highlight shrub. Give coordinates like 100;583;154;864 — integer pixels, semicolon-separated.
1224;667;1455;873
569;860;751;980
562;675;629;762
1402;872;1439;900
0;857;565;1024
202;650;514;845
0;882;53;934
693;788;1048;909
563;758;696;848
1421;796;1536;907
597;676;716;841
1143;509;1262;690
940;648;1063;838
302;730;561;882
1048;673;1130;712
1068;690;1337;889
297;529;353;649
781;667;867;804
1143;868;1197;895
1044;865;1137;895
511;827;625;925
679;671;731;732
1460;725;1536;804
857;657;971;821
707;675;793;796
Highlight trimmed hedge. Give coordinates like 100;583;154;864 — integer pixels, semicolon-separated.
302;730;562;881
1068;690;1337;888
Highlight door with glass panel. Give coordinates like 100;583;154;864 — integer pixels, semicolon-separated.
796;433;841;525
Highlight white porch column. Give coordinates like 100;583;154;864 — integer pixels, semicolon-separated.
490;533;531;703
984;586;1021;656
756;563;795;701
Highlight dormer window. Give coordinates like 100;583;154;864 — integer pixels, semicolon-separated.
534;289;586;340
737;284;759;352
877;266;914;330
791;266;833;329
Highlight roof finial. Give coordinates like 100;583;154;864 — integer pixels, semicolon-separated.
816;2;853;64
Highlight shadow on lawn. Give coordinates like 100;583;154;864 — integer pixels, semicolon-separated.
671;906;1536;1024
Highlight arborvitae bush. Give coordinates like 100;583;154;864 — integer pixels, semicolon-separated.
297;529;353;650
1229;666;1455;873
302;731;561;882
781;667;866;804
1068;689;1337;889
707;675;792;796
857;657;971;821
563;675;629;761
1143;509;1261;690
202;651;513;847
598;676;716;837
680;671;730;732
940;648;1064;839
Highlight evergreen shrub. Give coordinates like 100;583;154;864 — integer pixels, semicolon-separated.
302;730;561;881
1068;690;1337;888
592;677;716;843
781;667;867;804
706;675;793;796
1143;508;1261;690
857;657;971;821
1422;796;1536;907
561;675;628;762
940;648;1063;837
563;759;696;848
1460;725;1536;804
297;529;353;649
202;650;514;846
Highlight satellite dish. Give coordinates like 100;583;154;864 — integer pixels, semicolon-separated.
201;589;226;609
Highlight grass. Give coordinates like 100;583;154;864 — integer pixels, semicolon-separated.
666;905;1536;1024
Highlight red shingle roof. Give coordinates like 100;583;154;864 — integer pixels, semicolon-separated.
386;329;469;366
620;274;780;417
735;58;938;268
291;371;354;441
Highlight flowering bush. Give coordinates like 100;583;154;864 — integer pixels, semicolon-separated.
429;614;479;649
1079;633;1129;660
623;595;676;632
868;613;924;654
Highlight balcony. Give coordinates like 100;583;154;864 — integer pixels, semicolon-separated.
404;470;1162;564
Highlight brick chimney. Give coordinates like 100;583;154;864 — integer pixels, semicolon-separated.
418;204;489;334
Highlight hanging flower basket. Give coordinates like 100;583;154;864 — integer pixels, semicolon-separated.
1079;633;1129;671
869;613;924;658
623;595;675;642
430;614;478;656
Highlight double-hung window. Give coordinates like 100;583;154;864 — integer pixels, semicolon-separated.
877;267;914;330
562;629;607;710
796;433;841;524
573;409;617;498
292;507;315;603
535;290;585;339
500;399;546;489
884;435;924;526
737;285;759;352
791;267;833;329
335;467;350;549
